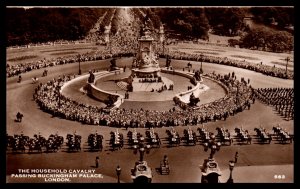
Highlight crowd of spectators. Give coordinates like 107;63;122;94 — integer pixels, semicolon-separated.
33;71;254;128
7;47;292;80
6;50;133;78
254;88;294;120
7;25;293;81
159;51;293;79
6;15;140;78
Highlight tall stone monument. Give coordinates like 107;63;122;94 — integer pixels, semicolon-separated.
124;24;175;92
131;26;161;79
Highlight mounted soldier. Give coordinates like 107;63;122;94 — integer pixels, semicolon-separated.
16;112;23;122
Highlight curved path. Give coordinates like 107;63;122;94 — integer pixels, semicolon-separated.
6;57;293;183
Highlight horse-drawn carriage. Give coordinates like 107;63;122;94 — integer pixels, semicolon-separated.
234;127;252;144
87;132;103;151
183;127;197;145
145;128;161;148
254;127;272;144
166;127;180;146
216;127;233;146
66;133;81;152
110;129;124;151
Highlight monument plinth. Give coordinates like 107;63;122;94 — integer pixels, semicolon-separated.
128;26;168;92
131;27;161;78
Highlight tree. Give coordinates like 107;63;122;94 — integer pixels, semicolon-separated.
156;8;209;40
228;39;240;47
205;7;246;36
240;27;293;52
250;7;294;29
6;8;106;46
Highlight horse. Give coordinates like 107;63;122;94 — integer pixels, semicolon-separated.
183;129;197;146
45;139;59;152
272;126;283;140
145;130;161;148
110;131;123;151
66;134;81;152
27;138;43;153
11;137;26;153
150;133;161;147
216;127;233;146
6;134;14;150
166;129;180;147
88;133;103;151
278;132;293;144
254;128;272;144
127;130;141;147
235;128;252;144
67;140;81;152
219;135;233;145
197;127;213;144
45;134;62;152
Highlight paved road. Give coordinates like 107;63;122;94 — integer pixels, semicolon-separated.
6;58;293;183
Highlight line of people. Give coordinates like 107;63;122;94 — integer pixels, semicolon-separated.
159;51;293;79
6;50;134;78
33;71;254;127
254;88;294;120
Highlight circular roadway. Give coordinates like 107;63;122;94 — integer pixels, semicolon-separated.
6;57;293;183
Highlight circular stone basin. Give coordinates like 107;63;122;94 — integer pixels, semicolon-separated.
131;76;173;92
94;70;227;103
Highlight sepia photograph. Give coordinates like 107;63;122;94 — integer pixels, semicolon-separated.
6;6;294;183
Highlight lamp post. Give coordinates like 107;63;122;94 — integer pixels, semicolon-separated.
109;40;112;54
200;54;204;74
203;134;221;159
116;165;121;183
227;161;235;183
78;54;81;75
163;41;165;55
236;84;239;106
285;57;290;77
133;137;151;161
139;147;145;161
200;135;222;183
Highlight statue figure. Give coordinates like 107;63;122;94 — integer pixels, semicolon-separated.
88;72;95;83
189;93;200;107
